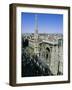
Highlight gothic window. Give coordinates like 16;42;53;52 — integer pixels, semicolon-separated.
45;47;51;65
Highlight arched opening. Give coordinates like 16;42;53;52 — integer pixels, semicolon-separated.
45;47;51;66
46;47;50;59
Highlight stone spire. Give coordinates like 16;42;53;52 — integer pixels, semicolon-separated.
35;14;38;34
34;14;39;56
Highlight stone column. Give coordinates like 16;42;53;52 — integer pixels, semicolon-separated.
50;45;58;75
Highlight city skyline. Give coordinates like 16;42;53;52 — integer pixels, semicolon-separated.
21;12;63;34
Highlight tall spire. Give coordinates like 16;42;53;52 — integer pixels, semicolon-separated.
35;14;38;34
34;14;39;56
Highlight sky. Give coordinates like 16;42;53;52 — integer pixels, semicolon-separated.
21;12;63;34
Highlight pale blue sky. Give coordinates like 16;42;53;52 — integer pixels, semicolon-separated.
21;12;63;33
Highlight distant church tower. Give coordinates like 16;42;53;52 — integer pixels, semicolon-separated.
34;14;39;56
